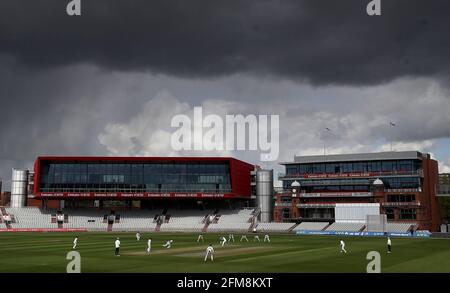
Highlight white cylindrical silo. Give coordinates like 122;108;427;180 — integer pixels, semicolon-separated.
256;169;274;223
11;169;28;208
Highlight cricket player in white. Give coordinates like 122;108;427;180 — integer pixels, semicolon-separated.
136;232;141;241
340;240;347;253
146;238;152;255
253;235;260;242
240;235;249;242
204;244;214;262
263;234;270;243
220;236;227;247
197;234;204;242
73;236;78;249
162;240;173;248
387;237;392;253
228;233;235;242
115;237;121;256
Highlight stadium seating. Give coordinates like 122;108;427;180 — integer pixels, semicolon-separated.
112;209;158;232
386;222;415;233
64;209;106;231
292;222;329;231
0;206;420;234
206;208;254;232
4;207;56;229
159;209;209;232
325;222;365;232
364;222;415;233
254;222;297;232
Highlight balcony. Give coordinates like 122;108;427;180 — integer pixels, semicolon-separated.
296;192;373;198
381;201;421;207
385;188;421;193
296;203;336;208
274;202;292;207
279;169;424;180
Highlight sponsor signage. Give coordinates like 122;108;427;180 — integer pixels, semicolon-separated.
296;230;430;238
37;192;231;198
284;170;421;179
302;173;372;179
0;228;87;233
300;192;372;198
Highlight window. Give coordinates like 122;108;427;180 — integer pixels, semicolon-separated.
399;209;416;220
385;208;395;220
382;161;393;172
387;194;415;202
282;209;290;219
281;197;292;203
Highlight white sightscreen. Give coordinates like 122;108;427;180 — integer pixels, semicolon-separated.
335;203;380;223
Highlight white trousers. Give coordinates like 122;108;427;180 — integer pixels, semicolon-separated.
204;252;214;261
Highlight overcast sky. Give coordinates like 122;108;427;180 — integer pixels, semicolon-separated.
1;0;450;189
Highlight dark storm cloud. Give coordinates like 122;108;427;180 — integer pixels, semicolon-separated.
0;0;449;85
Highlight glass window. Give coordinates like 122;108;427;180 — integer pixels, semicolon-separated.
399;209;416;220
382;161;393;172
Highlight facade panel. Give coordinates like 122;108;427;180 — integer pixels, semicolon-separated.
276;151;441;231
33;157;254;199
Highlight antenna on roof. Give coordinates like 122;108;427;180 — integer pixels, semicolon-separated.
389;122;396;152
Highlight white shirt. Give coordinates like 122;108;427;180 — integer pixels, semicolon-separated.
115;240;120;248
206;246;214;253
73;238;78;244
387;238;392;245
147;239;152;247
340;241;345;247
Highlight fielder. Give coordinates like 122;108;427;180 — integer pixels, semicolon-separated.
387;237;392;254
340;240;347;254
253;235;261;242
115;237;121;256
204;244;214;262
228;233;235;242
162;240;173;248
240;235;249;242
197;234;204;242
263;234;270;243
146;238;152;255
220;236;227;247
136;232;141;241
73;236;78;249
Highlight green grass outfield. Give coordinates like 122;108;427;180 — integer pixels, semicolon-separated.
0;232;449;273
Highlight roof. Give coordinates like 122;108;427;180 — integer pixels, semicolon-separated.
35;156;254;166
280;151;428;165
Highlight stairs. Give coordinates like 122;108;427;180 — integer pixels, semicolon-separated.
321;223;332;231
107;223;113;232
155;220;161;232
249;222;257;232
288;223;299;232
1;208;15;228
248;209;260;232
202;221;209;232
154;213;164;232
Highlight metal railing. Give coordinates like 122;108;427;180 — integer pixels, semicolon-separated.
381;201;421;207
279;169;424;179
